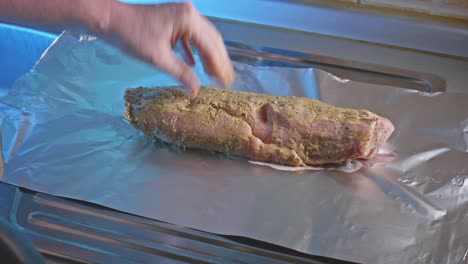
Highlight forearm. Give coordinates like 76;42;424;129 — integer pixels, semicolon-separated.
0;0;112;34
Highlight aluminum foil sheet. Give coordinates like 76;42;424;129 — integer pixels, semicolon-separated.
1;32;467;264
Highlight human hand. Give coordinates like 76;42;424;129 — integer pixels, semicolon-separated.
105;2;234;98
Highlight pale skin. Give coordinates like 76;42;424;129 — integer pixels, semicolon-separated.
0;0;235;98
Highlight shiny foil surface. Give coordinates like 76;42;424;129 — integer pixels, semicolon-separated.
1;32;467;264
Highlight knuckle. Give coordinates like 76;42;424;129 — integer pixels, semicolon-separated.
180;1;196;17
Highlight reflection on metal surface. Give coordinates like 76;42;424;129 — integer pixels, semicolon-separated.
0;183;350;264
226;41;446;93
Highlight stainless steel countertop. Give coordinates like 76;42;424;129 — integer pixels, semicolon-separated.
123;0;468;58
215;19;468;94
0;181;354;264
121;0;468;93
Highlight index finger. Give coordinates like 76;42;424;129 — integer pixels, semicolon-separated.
189;16;235;87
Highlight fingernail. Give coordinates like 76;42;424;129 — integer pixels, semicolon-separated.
181;88;193;99
187;83;200;99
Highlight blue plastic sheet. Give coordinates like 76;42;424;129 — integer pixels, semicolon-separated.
0;23;54;93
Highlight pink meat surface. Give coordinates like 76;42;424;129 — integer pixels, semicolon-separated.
125;87;394;167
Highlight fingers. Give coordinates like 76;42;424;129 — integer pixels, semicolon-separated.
186;14;234;87
153;50;200;98
182;37;196;66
